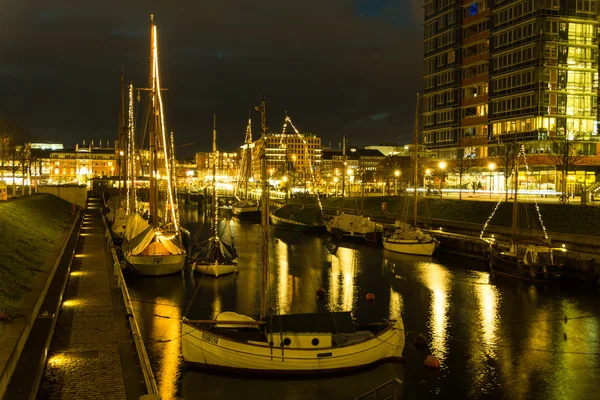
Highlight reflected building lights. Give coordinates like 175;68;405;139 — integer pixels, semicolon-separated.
328;247;356;311
418;262;451;363
275;239;291;314
473;274;500;358
389;287;403;322
152;298;181;400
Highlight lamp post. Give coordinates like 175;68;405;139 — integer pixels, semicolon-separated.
394;169;400;196
488;162;496;199
438;161;447;199
282;175;288;203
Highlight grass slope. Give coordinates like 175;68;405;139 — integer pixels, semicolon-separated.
0;194;73;336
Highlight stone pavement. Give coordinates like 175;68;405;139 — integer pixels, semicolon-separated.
37;197;127;399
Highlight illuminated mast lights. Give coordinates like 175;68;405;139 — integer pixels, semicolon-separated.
152;24;178;233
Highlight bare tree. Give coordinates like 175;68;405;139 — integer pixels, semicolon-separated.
548;133;585;204
496;141;519;202
454;146;476;200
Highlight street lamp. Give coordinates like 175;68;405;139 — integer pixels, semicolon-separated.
394;169;400;196
282;175;288;202
438;161;447;199
488;162;496;199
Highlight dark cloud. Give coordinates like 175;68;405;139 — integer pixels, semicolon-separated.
0;0;422;157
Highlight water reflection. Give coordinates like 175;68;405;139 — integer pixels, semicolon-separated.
328;246;358;312
415;261;452;363
124;204;600;400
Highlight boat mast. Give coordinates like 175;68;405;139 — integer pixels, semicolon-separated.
119;67;126;206
341;136;346;213
413;93;419;227
245;112;252;200
148;14;158;227
257;97;269;321
511;155;519;250
212;114;218;238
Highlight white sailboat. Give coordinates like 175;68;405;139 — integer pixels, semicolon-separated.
121;15;186;276
181;97;405;374
326;137;383;242
232;115;260;220
189;115;239;278
382;93;438;256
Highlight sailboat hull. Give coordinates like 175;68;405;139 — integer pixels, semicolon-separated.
232;206;260;220
125;253;185;276
270;213;326;232
382;238;437;256
489;252;562;283
181;319;405;374
193;261;239;277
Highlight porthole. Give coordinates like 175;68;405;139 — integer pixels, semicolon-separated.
283;337;291;346
312;338;320;346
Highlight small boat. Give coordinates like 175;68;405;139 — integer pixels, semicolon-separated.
382;93;438;256
233;115;261;220
181;97;405;375
121;15;186;276
326;213;382;242
189;115;239;278
270;204;326;232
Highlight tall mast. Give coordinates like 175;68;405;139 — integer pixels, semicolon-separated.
119;67;126;204
244;111;252;200
413;93;419;227
212;114;218;238
148;14;158;227
257;97;269;321
511;155;519;248
341;136;346;213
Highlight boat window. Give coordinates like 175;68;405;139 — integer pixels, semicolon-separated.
283;337;291;346
312;338;320;346
537;252;553;265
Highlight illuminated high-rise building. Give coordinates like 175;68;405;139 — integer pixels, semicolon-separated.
423;0;600;192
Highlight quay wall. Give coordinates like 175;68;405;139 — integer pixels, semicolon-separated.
38;185;87;208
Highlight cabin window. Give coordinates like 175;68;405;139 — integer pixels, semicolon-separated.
283;338;291;346
312;338;320;346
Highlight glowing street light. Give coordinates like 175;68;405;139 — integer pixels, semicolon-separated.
488;162;496;199
438;161;447;199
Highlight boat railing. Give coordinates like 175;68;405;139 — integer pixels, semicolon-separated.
354;378;403;400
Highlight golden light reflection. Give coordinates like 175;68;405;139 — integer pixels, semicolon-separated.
69;271;87;277
417;262;451;362
389;287;403;321
328;247;356;311
48;354;66;365
473;272;500;358
62;299;83;307
152;298;181;400
74;254;88;258
275;239;291;314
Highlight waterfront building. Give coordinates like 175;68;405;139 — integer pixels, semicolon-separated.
49;143;118;185
423;0;600;196
252;132;322;184
194;151;239;183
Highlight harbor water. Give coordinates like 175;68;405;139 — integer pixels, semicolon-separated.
124;205;600;399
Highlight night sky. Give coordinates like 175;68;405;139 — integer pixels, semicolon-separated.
0;0;423;158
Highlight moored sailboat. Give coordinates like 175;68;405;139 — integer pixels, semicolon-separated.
382;93;438;256
486;145;563;282
121;15;186;276
232;115;260;220
181;97;405;374
189;115;239;278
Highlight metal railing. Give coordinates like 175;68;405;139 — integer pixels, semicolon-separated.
354;378;403;400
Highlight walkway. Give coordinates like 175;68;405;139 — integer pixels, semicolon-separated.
37;196;131;399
